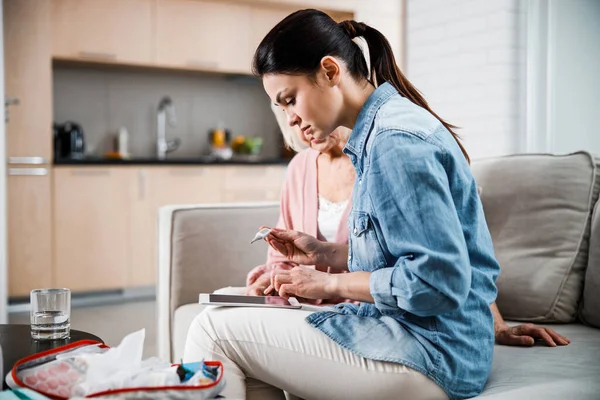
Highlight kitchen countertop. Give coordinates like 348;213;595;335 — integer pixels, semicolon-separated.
53;156;290;166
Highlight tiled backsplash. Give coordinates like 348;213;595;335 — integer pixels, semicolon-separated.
53;66;282;159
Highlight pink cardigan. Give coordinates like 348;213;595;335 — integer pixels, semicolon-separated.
246;149;352;302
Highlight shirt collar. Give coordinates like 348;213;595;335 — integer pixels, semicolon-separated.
343;82;398;160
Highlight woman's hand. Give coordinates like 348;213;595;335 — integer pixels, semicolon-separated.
264;266;337;300
245;273;272;296
264;228;326;266
495;323;571;347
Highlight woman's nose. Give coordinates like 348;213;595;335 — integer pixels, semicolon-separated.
287;112;300;127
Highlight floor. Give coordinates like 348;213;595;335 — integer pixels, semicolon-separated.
9;300;158;358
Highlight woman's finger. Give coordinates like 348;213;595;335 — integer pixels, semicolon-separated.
507;334;535;346
545;328;570;346
278;284;296;299
533;329;557;347
263;284;274;295
266;237;288;256
269;229;299;241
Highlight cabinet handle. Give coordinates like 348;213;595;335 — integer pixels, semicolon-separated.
8;157;48;165
71;169;110;176
138;170;147;201
8;168;48;176
168;168;205;176
186;59;219;69
78;51;117;61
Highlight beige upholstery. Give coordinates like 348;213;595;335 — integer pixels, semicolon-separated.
158;154;600;398
580;200;600;328
157;202;280;362
471;152;600;323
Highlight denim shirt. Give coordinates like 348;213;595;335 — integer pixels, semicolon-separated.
306;82;500;399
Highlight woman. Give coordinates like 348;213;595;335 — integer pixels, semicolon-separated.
184;10;566;400
244;107;355;304
248;109;570;349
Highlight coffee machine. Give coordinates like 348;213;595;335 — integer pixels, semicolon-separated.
54;121;85;160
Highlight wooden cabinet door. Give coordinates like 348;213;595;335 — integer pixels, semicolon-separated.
51;0;154;65
156;0;251;73
53;168;132;292
4;0;52;160
4;0;53;297
129;166;224;287
248;6;289;64
7;170;53;297
223;166;285;203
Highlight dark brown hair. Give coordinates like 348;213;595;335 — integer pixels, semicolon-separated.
252;9;470;163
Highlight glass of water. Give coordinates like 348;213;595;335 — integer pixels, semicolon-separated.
30;288;71;340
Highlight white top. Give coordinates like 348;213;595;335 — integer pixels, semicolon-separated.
317;195;349;242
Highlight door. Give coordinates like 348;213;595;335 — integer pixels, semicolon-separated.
223;165;285;202
155;0;251;73
7;168;53;297
129;166;224;287
53;167;131;292
4;0;53;297
51;0;155;65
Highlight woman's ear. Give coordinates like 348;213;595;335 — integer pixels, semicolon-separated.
320;56;342;87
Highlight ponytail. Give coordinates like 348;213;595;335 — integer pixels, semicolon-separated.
339;20;470;164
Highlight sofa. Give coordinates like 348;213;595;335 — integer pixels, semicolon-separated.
157;152;600;399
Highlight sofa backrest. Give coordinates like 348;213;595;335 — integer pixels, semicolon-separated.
580;199;600;327
471;152;599;323
165;203;280;313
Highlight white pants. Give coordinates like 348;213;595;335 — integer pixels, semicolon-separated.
183;288;448;400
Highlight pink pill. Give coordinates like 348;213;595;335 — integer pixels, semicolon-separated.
68;370;80;381
58;376;69;385
57;363;70;372
37;370;49;380
24;375;38;386
58;388;70;397
37;383;49;392
47;379;59;390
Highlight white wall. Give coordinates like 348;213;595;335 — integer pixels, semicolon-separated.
0;0;8;323
547;0;600;156
406;0;525;159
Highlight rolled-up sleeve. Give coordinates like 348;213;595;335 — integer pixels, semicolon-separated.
368;130;471;317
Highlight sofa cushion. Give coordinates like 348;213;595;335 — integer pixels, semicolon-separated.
580;200;600;328
472;152;600;322
476;323;600;399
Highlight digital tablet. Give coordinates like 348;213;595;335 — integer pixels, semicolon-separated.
199;293;302;309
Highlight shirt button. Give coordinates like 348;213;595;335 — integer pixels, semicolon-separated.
359;179;362;185
353;227;358;234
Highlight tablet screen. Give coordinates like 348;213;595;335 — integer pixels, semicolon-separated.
208;294;293;306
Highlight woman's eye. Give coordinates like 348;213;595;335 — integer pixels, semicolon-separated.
286;98;295;106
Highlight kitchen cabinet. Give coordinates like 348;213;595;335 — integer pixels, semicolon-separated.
51;0;154;65
129;166;225;286
155;0;252;73
53;168;131;292
223;165;284;202
51;165;284;291
7;170;53;297
4;0;54;296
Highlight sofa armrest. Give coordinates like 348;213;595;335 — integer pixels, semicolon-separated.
156;202;280;361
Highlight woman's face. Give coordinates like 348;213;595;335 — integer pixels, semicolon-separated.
263;70;343;143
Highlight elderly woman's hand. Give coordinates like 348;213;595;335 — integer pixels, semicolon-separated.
264;266;337;300
264;228;326;266
245;273;272;296
495;323;571;347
